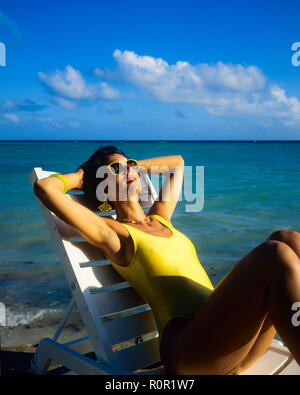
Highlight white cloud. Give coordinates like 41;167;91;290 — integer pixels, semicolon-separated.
0;98;46;112
36;51;300;128
52;96;78;110
0;12;22;40
94;67;119;81
198;62;266;92
112;49;300;125
103;104;124;114
99;82;122;99
269;85;300;121
65;120;80;128
38;65;122;101
2;113;19;123
112;50;266;101
34;116;80;129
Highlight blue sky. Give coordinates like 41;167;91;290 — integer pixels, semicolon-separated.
0;0;300;140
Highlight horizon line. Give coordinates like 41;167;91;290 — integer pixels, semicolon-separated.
0;139;300;143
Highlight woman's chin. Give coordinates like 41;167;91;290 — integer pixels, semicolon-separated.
116;189;141;202
127;180;141;193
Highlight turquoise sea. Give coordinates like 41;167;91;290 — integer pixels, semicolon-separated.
0;141;300;347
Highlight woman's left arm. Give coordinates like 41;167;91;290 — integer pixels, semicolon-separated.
138;155;184;222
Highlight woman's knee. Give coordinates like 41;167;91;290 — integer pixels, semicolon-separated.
259;240;300;274
266;230;300;259
267;229;300;245
257;239;287;257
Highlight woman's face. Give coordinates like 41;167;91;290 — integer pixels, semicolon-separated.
104;153;141;202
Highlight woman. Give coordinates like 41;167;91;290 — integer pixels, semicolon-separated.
34;145;300;374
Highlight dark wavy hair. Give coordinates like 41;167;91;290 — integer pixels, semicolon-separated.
77;145;127;211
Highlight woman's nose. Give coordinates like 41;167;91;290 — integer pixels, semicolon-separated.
126;167;138;180
127;165;137;175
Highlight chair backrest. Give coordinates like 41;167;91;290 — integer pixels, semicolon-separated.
29;167;161;373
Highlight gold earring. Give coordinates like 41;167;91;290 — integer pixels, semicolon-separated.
98;199;113;212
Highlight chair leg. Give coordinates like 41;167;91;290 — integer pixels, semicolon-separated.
31;299;75;374
31;337;117;375
53;298;76;341
30;340;53;375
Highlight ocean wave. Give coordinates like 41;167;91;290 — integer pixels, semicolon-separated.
1;307;86;347
5;307;63;327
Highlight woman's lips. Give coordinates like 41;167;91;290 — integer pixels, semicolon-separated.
127;176;137;183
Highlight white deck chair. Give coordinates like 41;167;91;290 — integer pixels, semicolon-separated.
29;167;299;375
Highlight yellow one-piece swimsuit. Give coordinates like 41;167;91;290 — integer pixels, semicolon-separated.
106;214;214;342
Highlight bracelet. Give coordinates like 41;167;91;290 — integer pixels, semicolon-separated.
49;173;69;193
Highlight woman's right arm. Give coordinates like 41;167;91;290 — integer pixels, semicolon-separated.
33;170;120;251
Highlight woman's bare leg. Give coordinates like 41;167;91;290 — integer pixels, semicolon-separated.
234;230;300;373
231;314;275;373
160;235;300;374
